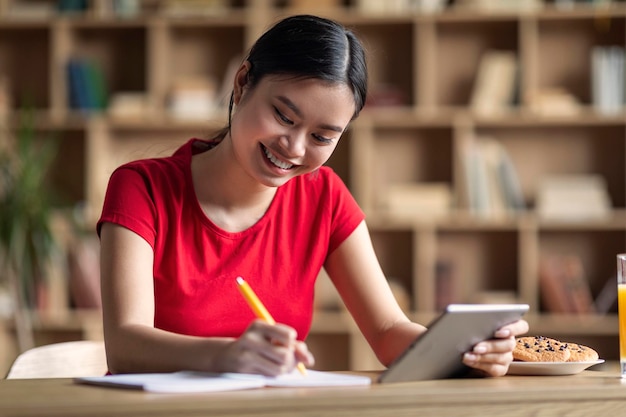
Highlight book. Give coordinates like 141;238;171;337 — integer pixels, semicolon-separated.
456;0;541;11
539;255;596;314
168;76;217;120
67;59;89;110
562;256;596;314
536;175;611;221
470;50;517;116
539;257;573;313
527;88;581;117
435;260;457;311
57;0;88;14
494;141;525;212
163;0;230;17
83;59;108;109
386;182;452;220
462;137;491;218
461;136;524;218
591;46;625;115
67;58;108;112
594;274;618;314
480;138;510;218
76;369;372;393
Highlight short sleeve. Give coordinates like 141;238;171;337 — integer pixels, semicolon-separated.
326;169;365;254
97;166;158;248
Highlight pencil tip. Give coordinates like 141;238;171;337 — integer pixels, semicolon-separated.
236;277;244;284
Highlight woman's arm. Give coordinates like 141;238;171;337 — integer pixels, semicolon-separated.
324;221;426;367
100;222;313;375
325;220;528;376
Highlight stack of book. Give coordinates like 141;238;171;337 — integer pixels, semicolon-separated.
536;175;611;221
66;57;108;112
386;182;452;220
168;76;217;120
539;255;596;314
461;136;525;219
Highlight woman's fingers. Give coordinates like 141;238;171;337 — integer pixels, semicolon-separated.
463;329;520;377
463;346;514;377
228;320;313;376
295;340;315;368
495;319;529;338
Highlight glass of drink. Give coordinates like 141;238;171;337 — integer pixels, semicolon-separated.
618;254;626;378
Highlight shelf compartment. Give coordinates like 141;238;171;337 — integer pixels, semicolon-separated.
347;21;414;107
46;128;86;208
0;25;50;110
433;18;519;108
535;14;626;106
158;22;245;115
473;124;626;209
367;126;454;213
435;229;520;305
67;24;147;101
165;22;245;81
538;229;626;303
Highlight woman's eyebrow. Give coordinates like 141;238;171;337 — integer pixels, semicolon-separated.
277;96;344;133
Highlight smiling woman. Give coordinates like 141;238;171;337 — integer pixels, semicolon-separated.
96;14;528;378
225;75;355;187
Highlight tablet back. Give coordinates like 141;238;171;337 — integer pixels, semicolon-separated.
378;303;529;383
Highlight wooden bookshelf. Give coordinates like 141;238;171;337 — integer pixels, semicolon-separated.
0;0;624;371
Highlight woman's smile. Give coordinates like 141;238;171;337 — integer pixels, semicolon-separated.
260;143;296;171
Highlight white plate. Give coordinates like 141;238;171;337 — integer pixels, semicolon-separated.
507;359;605;376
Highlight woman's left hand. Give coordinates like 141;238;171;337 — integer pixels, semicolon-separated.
461;319;529;377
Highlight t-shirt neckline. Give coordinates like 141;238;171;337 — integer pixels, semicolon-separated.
183;138;280;239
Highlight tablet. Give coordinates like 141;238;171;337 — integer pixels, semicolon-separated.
378;303;529;383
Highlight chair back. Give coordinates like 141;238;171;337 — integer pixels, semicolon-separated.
6;340;107;379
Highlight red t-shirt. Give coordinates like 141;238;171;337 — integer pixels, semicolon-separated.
97;138;364;341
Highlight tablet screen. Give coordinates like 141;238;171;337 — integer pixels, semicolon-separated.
378;303;529;383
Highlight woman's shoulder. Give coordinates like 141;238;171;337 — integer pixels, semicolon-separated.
113;138;199;177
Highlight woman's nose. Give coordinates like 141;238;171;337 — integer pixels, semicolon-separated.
278;132;306;157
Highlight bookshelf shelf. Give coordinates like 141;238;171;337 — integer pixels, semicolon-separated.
0;0;624;373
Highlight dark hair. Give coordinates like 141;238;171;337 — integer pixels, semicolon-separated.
216;14;368;139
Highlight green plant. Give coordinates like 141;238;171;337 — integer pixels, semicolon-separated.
0;109;58;351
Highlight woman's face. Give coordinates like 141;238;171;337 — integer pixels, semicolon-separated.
229;67;356;188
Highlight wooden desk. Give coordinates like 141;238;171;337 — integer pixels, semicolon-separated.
2;369;626;417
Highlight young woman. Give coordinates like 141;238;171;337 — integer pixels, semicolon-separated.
98;14;528;377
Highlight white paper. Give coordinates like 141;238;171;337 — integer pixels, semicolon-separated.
264;370;372;387
76;370;371;393
76;372;266;393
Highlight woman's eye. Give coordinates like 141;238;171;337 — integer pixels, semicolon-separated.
274;107;293;124
313;134;333;144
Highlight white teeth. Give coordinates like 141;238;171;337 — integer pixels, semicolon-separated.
263;146;293;170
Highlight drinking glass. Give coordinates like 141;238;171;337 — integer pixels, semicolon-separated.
618;254;626;377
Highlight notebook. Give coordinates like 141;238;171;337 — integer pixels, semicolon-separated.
76;369;371;393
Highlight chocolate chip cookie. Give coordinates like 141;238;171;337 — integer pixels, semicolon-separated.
513;336;571;362
564;343;599;362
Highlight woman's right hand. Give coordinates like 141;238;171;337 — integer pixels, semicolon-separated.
215;320;315;376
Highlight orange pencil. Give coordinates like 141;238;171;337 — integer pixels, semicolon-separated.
236;276;307;376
